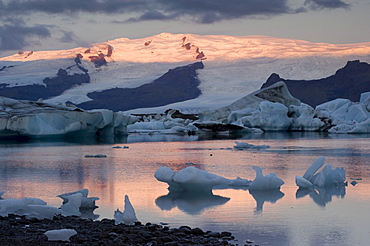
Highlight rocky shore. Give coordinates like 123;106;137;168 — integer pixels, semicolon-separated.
0;214;256;246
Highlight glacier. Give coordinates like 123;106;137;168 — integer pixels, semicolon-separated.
1;33;370;114
1;79;370;139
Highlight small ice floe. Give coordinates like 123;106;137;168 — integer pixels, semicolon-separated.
0;197;48;217
114;195;138;225
60;193;82;216
58;189;99;209
295;156;346;189
44;229;77;242
233;141;270;150
0;191;4;199
248;166;284;190
84;154;107;158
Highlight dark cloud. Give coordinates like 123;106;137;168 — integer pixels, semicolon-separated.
304;0;350;10
1;0;350;24
0;23;51;51
0;0;352;53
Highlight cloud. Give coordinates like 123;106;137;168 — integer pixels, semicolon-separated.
0;23;51;51
0;0;316;24
304;0;350;10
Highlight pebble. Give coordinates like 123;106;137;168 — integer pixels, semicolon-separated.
0;214;240;245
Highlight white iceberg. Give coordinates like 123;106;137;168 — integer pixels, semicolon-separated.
57;189;99;209
44;229;77;242
114;195;138;225
155;166;230;192
295;156;346;188
60;193;82;216
248;166;285;190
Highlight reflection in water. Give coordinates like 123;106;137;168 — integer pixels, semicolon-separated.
156;191;230;215
249;189;285;214
296;186;346;207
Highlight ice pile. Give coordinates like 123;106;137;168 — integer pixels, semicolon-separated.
155;165;284;192
127;109;197;134
295;156;346;188
114;195;138;225
198;82;370;134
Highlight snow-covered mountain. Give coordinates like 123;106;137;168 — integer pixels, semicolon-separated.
1;33;370;114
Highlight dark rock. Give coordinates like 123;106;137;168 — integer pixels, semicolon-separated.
261;60;370;107
89;53;107;67
0;62;90;101
194;122;244;132
78;62;204;112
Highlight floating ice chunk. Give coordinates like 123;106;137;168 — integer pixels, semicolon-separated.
60;193;82;216
296;157;346;188
58;189;99;209
114;195;138;225
248;166;284;190
44;229;77;242
233;141;270;150
155;166;229;192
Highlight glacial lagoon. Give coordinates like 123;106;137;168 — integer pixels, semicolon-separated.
0;132;370;245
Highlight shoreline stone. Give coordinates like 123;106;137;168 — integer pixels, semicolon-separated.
0;214;246;246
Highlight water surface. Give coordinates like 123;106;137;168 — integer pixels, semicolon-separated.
0;133;369;245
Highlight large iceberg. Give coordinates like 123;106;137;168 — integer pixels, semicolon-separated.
0;96;138;139
197;82;370;133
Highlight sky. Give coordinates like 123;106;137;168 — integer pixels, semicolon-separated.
1;0;370;58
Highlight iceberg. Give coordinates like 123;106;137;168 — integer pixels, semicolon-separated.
155;166;230;192
0;96;138;139
155;165;284;192
295;157;346;188
197;82;370;134
114;195;138;225
60;193;82;216
248;166;285;190
57;189;99;209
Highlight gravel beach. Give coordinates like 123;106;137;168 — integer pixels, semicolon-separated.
0;214;256;246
